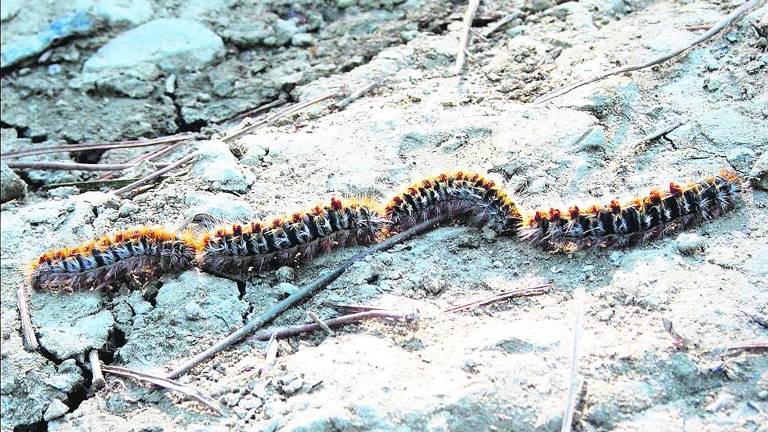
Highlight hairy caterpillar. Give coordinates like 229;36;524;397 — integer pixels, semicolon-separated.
384;172;523;234
197;197;387;277
27;171;742;291
520;171;742;249
29;227;197;292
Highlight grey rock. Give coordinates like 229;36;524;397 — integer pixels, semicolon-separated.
675;233;704;255
1;162;27;203
750;152;768;190
276;266;296;283
125;291;152;315
48;186;79;198
32;291;115;360
420;266;447;294
726;146;756;173
94;73;156;98
43;399;69;421
240;396;264;410
1;11;95;69
118;200;140;217
119;271;248;367
184;190;255;222
222;22;272;48
336;0;356;8
93;0;154;26
267;19;300;46
84;19;224;73
191;141;255;193
481;226;498;243
185;301;205;320
291;33;315;47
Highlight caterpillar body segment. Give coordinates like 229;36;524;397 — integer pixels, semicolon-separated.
384;172;523;235
30;227;196;291
520;171;742;250
197;198;387;277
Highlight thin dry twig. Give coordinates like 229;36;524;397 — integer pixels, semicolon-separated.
453;0;481;75
225;96;288;123
306;311;334;336
167;215;449;379
41;177;164;191
0;133;194;159
685;24;714;31
113;152;198;196
325;302;388;314
263;332;279;374
101;365;226;416
444;284;552;313
534;0;761;103
482;11;520;37
253;310;414;341
223;91;340;143
561;287;586;432
89;350;107;390
607;120;685;174
724;340;768;352
662;318;688;351
6;161;138;171
99;140;187;181
17;287;38;351
333;80;381;111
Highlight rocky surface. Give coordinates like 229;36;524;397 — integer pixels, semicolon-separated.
1;1;767;431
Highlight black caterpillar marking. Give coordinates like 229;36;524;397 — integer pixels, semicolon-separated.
384;172;523;235
520;172;741;250
197;198;387;277
30;227;196;291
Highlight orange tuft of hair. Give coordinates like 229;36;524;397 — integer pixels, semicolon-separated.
609;200;621;214
669;182;683;196
568;206;580;219
330;197;343;211
548;208;561;221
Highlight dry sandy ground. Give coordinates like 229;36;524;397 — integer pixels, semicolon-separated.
1;0;767;431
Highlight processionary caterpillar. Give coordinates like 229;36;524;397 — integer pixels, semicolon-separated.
28;171;743;291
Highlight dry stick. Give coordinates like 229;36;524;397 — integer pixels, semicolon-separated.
325;302;388;314
167;215;449;379
41;177;161;191
444;284;552;313
225;96;288;123
6;161;138;171
16;287;38;351
607;120;685;174
1;133;194;159
724;340;768;352
307;311;334;336
89;350;107;390
333;80;381;111
252;310;414;341
561;287;586;432
662;318;688;351
262;333;279;375
223;91;340;143
534;0;762;104
101;365;226;416
453;0;481;75
99;140;187;181
482;11;520;37
113;152;198;196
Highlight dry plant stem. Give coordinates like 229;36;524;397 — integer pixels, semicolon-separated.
253;310;412;341
307;311;334;336
444;284;551;313
724;340;768;352
89;350;107;390
100;140;186;181
6;161;137;171
263;333;279;374
483;11;520;37
326;302;387;313
561;288;586;432
453;0;481;75
17;287;38;351
662;318;688;351
113;152;198;196
101;365;226;416
334;80;381;111
166;215;449;379
41;177;163;191
534;0;762;103
608;121;685;173
226;96;288;123
1;133;193;159
223;91;340;143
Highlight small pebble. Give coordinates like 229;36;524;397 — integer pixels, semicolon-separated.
481;226;497;243
118;200;140;217
275;266;295;283
43;399;69;421
675;233;703;255
185;302;204;320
